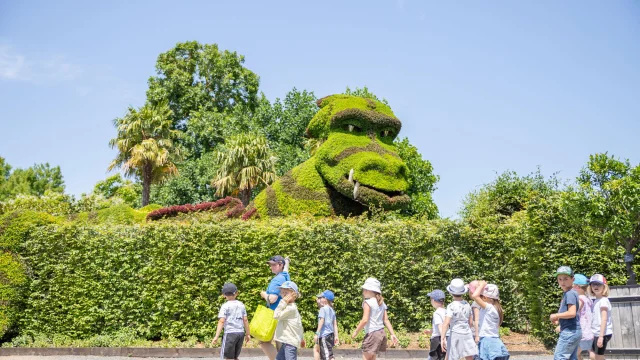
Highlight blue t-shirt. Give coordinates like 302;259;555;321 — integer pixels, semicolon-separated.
266;271;290;310
559;289;580;331
318;305;336;337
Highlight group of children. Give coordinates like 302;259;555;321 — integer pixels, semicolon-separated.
551;266;614;360
211;260;614;360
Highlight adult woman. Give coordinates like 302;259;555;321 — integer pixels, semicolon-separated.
259;255;290;360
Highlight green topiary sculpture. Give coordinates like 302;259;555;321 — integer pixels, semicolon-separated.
251;94;410;217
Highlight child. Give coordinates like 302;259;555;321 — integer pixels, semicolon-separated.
314;290;339;360
313;296;323;360
467;281;481;345
212;283;251;360
550;266;582;360
573;274;593;359
470;281;509;360
273;281;306;360
588;274;613;360
441;278;478;360
351;278;399;360
423;289;448;360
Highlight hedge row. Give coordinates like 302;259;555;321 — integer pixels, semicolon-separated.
0;212;635;347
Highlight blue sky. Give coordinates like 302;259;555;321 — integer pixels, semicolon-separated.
1;1;639;218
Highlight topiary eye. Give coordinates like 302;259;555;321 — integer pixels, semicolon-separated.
344;124;361;133
380;129;395;138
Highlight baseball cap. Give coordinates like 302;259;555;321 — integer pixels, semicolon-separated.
589;274;607;285
555;266;573;277
316;290;335;301
483;284;500;300
279;281;299;295
427;289;445;302
267;255;285;265
573;274;588;285
221;282;238;295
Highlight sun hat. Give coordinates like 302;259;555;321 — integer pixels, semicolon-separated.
267;255;286;265
573;274;588;285
555;266;574;277
317;290;335;302
362;278;382;293
221;282;238;295
427;289;445;302
483;284;500;299
467;280;479;294
589;274;607;285
279;281;299;295
447;278;468;295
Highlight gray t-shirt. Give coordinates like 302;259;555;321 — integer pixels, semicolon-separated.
559;289;580;331
218;300;247;333
318;305;336;337
445;300;472;335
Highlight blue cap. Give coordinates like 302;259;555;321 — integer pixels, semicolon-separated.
574;274;588;285
279;281;299;295
428;289;445;302
317;290;335;301
267;255;285;265
221;282;238;294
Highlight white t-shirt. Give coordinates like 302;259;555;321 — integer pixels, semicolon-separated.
478;304;500;338
445;300;472;335
218;300;247;333
591;297;613;336
364;298;387;334
431;307;451;338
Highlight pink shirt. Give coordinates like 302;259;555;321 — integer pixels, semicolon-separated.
579;295;593;341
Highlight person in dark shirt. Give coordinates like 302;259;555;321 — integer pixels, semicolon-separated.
549;266;582;360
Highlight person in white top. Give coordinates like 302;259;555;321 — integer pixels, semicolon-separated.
423;289;448;360
273;281;306;360
441;278;478;360
588;274;613;360
470;281;509;360
351;278;399;360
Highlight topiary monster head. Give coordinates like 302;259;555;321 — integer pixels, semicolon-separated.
307;95;411;210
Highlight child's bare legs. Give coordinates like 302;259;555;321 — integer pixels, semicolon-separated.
313;344;320;360
259;342;276;360
362;353;376;360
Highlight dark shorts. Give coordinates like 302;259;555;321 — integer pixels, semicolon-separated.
429;336;446;360
362;329;387;355
276;342;298;360
591;335;612;355
222;333;244;359
319;333;335;360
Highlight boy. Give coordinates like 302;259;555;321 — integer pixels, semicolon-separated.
424;289;447;360
314;290;339;360
550;266;582;360
212;283;251;360
274;281;306;360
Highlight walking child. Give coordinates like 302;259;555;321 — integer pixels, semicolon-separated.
441;278;478;360
423;289;448;360
273;281;306;360
314;290;340;360
212;283;251;360
588;274;613;360
573;274;593;359
549;266;582;360
470;281;509;360
351;278;400;360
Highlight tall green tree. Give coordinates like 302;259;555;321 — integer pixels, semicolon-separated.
577;153;640;284
212;133;277;206
108;101;183;206
93;174;142;208
150;152;219;206
394;138;439;219
0;157;65;201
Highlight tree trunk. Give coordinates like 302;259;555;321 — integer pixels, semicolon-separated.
142;163;152;207
240;187;251;207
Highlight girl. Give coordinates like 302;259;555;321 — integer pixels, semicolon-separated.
588;274;613;360
259;256;291;360
351;278;399;360
442;278;478;360
470;281;510;360
315;290;339;360
573;274;593;360
273;281;306;360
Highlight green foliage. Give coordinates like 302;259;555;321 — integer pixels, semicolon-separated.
499;327;511;337
0;192;74;217
394;138;439;219
0;210;59;251
150;152;219;206
343;86;389;106
93;174;141;208
0;157;65;201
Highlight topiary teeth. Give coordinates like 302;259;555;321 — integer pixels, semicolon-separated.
353;181;360;199
348;169;354;183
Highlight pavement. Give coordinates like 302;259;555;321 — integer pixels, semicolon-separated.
1;356;554;360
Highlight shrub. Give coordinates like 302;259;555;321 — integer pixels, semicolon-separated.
146;197;241;221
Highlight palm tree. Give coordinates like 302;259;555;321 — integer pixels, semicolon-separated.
108;101;183;206
213;133;277;206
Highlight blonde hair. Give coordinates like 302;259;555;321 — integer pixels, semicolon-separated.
588;283;610;297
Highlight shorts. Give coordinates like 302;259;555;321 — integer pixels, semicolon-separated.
554;329;581;360
222;333;244;360
591;335;612;355
429;336;445;360
362;329;387;355
478;337;510;360
318;333;335;360
579;339;593;351
276;342;298;360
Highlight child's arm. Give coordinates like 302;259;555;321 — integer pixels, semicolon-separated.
441;317;452;351
383;310;399;346
314;317;325;344
351;302;371;338
333;319;340;346
473;307;480;343
212;318;225;345
471;281;488;309
273;297;296;320
243;316;251;343
550;304;577;321
596;306;607;348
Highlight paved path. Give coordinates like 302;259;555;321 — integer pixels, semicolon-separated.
2;356;554;360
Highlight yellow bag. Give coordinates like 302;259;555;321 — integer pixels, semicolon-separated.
249;304;277;342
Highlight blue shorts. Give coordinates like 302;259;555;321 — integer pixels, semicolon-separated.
554;329;581;360
579;339;593;351
276;343;298;360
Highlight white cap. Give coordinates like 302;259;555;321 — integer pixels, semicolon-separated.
483;284;500;299
362;277;382;293
447;278;468;295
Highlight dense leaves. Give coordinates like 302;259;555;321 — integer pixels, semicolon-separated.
0;157;65;201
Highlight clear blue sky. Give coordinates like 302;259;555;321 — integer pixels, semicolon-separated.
1;1;639;218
